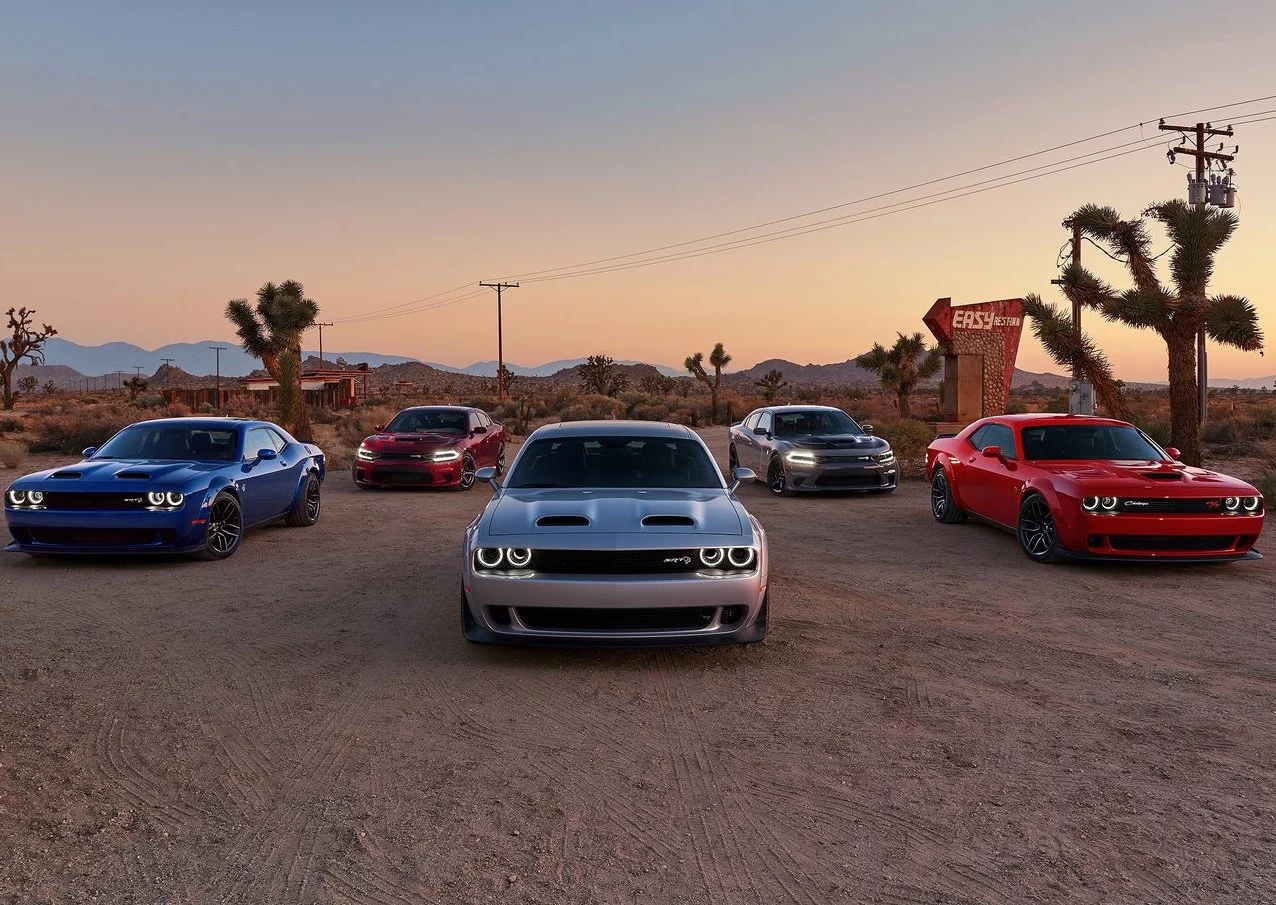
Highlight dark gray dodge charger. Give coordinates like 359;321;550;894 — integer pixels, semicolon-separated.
729;405;898;495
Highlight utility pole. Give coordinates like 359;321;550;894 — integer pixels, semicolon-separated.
313;322;334;369
478;282;519;399
209;346;226;412
1159;119;1236;426
160;357;175;392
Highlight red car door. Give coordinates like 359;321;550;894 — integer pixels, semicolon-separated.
961;423;1023;526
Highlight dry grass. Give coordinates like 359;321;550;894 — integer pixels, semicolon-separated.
0;439;28;469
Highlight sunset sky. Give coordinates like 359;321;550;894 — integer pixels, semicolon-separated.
3;1;1275;381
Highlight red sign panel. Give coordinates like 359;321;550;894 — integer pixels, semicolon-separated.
924;296;1026;402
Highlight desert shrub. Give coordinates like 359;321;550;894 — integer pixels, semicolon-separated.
131;394;165;409
559;395;625;422
335;406;400;446
1201;417;1244;444
0;416;22;433
0;440;27;468
630;403;671;422
197;402;216;414
1136;418;1172;449
1255;468;1276;503
164;402;192;417
871;418;936;480
31;412;134;454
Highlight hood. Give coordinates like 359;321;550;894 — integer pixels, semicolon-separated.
781;433;889;451
487;488;744;537
15;459;225;489
362;433;463;451
1036;460;1260;494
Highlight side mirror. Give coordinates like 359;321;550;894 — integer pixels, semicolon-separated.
471;425;487;435
257;448;278;461
474;466;500;489
729;466;757;491
861;424;874;435
82;447;98;458
374;424;385;432
1165;447;1181;461
981;445;1003;459
753;426;768;436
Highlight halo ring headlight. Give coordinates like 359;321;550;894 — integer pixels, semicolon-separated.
8;490;27;505
699;547;726;567
1100;497;1118;511
1242;496;1260;512
727;547;755;568
1224;496;1241;512
26;490;43;505
147;491;166;507
1082;496;1100;512
475;547;505;569
165;491;184;507
506;548;532;568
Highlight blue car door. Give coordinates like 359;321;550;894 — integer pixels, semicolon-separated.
239;427;295;523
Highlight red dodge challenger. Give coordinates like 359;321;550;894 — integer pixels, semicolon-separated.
353;406;505;490
926;414;1264;563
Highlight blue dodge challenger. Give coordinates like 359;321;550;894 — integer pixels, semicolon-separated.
4;417;325;559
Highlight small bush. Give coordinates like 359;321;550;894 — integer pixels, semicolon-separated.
1255;468;1276;503
870;418;937;480
1137;419;1172;449
31;412;134;454
0;416;22;433
131;394;165;409
0;440;27;468
197;402;216;414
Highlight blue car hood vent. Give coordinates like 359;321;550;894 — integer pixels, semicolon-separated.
116;472;151;479
50;471;82;479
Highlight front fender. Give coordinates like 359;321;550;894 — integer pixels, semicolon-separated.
1022;480;1087;550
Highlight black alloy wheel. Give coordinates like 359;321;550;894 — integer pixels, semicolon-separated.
286;473;322;526
1018;494;1064;563
728;445;739;472
495;444;507;476
458;456;477;491
930;470;967;524
196;492;243;560
767;457;788;496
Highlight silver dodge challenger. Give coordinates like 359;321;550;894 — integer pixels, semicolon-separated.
462;420;768;646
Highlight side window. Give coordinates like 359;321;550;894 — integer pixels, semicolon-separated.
265;429;287;452
968;425;993;450
993;425;1017;458
478;411;492;428
743;413;760;431
244;428;274;460
757;412;773;435
468;412;483;432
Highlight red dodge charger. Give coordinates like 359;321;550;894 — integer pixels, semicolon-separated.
926;414;1264;563
353;406;505;490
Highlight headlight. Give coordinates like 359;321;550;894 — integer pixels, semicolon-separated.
27;491;44;505
475;547;505;569
165;492;185;507
726;547;756;568
1100;497;1118;511
356;445;377;461
147;491;166;506
699;547;726;567
875;451;895;463
433;449;461;462
506;548;532;568
1224;496;1241;512
7;489;27;505
785;451;817;465
1082;496;1100;512
1242;496;1261;512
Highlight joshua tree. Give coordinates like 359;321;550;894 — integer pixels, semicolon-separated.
755;368;789;403
577;354;628;397
16;376;38;397
855;332;941;418
685;343;731;421
639;373;676;396
124;376;149;400
487;365;520;397
226;280;320;442
41;380;58;395
0;308;58;410
1022;294;1131;421
1058;201;1262;465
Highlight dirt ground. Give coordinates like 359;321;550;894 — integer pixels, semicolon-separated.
2;426;1274;904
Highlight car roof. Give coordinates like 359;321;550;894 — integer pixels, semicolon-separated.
397;405;473;412
759;405;846;414
124;417;268;430
983;413;1132;428
532;420;695;439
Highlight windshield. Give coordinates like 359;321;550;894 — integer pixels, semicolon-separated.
774;409;862;437
95;426;239;462
385;409;468;434
507;436;721;489
1020;425;1168;461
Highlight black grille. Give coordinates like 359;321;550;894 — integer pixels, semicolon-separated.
531;549;702;575
1118;498;1229;514
1108;535;1236;552
38;493;149;511
375;451;430;461
21;528;175;547
814;474;884;488
369;468;437;484
515;606;715;632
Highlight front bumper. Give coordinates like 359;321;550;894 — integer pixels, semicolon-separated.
1056;509;1264;562
4;506;208;555
352;459;463;487
785;458;898;492
462;562;768;646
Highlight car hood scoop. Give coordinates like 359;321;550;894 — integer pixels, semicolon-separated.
1034;460;1253;491
489;489;742;536
787;434;887;451
31;460;222;487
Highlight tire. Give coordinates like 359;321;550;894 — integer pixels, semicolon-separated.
728;444;740;472
930;469;967;524
456;455;477;491
1018;494;1065;564
767;456;789;496
285;473;321;527
194;492;243;561
495;444;507;476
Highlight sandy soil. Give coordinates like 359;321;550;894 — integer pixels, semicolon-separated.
2;428;1274;904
